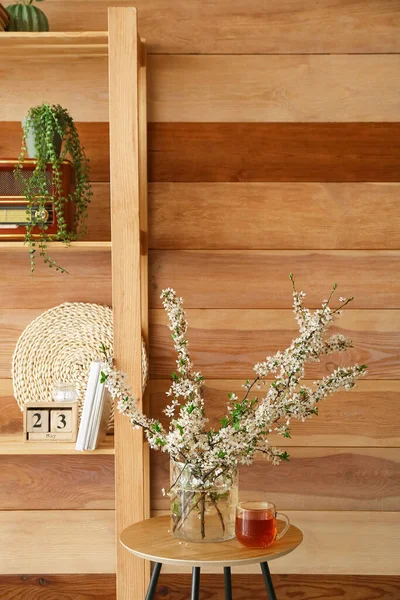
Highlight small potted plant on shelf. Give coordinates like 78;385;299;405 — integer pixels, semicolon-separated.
15;103;92;273
101;276;367;543
6;0;49;31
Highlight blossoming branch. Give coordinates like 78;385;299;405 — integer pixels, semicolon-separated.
101;275;367;484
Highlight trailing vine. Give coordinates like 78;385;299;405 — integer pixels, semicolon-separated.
15;104;92;273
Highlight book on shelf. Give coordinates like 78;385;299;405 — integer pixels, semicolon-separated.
76;360;112;451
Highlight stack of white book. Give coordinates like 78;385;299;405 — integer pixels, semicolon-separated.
76;360;112;451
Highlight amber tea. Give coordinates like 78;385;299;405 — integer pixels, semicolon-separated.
235;501;290;549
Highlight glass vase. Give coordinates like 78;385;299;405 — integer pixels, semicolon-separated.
169;460;238;543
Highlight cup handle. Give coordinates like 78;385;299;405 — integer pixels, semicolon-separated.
275;512;290;540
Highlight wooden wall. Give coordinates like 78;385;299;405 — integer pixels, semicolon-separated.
1;1;400;599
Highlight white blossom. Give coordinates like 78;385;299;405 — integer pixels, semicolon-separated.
101;278;367;490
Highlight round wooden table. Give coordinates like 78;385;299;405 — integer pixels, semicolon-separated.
120;515;303;600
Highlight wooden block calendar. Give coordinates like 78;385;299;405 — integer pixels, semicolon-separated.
23;402;78;442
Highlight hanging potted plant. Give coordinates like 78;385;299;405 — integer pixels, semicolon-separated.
15;103;92;273
6;0;49;31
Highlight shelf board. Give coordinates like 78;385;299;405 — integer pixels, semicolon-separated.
0;32;108;58
0;241;111;252
0;433;115;455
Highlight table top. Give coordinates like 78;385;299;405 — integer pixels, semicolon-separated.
120;515;303;567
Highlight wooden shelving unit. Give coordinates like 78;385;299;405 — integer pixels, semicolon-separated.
1;9;148;599
0;434;114;455
0;241;111;251
0;32;108;57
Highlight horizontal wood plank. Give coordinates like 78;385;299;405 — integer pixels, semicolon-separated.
84;183;111;241
1;574;399;600
148;55;400;122
0;434;114;455
1;309;398;380
5;55;400;122
148;123;400;182
0;380;20;434
4;123;399;182
150;380;400;447
1;58;108;122
155;574;400;600
0;250;111;309
153;511;400;575
0;123;110;182
149;309;400;380
0;242;110;252
4;181;398;248
286;511;400;575
0;454;114;510
149;183;400;250
149;250;400;309
0;574;116;600
43;0;400;54
0;33;108;59
151;448;400;511
0;511;115;574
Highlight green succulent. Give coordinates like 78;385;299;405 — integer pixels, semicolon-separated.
7;0;49;32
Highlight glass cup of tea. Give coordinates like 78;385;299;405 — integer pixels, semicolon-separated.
235;501;290;549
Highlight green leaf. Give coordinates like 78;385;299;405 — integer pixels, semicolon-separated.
171;372;179;382
100;371;108;384
16;103;91;273
280;451;290;461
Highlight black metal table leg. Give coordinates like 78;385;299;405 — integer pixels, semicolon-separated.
224;566;233;600
260;562;277;600
145;562;162;600
191;566;201;600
